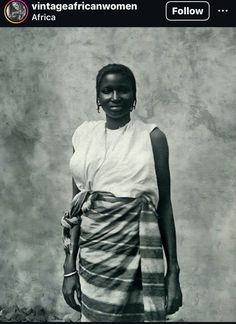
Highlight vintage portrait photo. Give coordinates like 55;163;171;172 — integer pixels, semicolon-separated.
0;27;235;322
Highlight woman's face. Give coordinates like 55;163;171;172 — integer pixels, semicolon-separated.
98;73;134;119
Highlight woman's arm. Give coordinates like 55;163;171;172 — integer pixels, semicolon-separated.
62;149;81;311
150;127;182;315
63;177;80;272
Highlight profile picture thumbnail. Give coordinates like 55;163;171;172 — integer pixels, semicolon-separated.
4;0;28;24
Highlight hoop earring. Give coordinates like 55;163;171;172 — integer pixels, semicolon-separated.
130;102;136;112
97;99;101;113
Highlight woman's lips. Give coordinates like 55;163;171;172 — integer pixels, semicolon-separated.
110;105;123;111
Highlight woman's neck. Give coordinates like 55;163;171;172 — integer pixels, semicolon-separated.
105;114;131;130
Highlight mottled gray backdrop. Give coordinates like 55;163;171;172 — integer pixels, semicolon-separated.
0;28;235;321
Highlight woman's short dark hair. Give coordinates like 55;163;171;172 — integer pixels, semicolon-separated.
96;63;137;106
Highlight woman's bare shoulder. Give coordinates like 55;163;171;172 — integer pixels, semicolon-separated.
150;127;168;152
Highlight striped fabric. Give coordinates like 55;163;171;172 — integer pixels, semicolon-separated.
74;191;166;322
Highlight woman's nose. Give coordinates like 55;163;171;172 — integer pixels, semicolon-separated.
112;90;119;101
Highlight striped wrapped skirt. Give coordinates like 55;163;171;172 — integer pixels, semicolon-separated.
77;191;166;322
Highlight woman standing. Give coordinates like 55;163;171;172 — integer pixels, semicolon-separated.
62;64;182;321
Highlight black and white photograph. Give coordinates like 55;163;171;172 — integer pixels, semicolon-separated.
0;26;235;322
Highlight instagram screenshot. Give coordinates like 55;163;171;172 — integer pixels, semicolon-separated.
0;0;235;322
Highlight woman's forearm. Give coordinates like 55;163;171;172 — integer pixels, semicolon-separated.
63;176;81;273
158;200;180;274
63;224;80;273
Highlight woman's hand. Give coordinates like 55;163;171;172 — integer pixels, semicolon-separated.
62;274;81;312
164;270;183;315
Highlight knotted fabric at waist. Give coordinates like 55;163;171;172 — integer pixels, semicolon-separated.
61;190;158;230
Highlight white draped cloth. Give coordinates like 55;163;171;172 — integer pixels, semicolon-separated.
70;119;159;208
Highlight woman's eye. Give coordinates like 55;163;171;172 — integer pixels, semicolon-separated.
119;87;130;93
101;88;112;94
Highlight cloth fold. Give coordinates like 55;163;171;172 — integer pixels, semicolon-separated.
61;190;90;253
